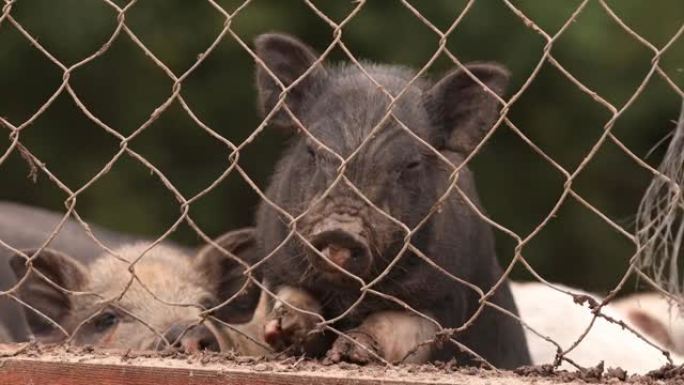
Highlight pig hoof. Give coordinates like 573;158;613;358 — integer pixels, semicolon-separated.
264;305;318;352
325;331;382;365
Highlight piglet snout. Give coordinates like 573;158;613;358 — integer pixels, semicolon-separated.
158;323;221;353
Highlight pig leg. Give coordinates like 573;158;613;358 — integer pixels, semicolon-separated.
325;311;438;364
263;285;324;354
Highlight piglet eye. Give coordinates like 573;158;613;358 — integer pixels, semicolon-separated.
306;146;316;159
93;311;119;332
199;297;218;311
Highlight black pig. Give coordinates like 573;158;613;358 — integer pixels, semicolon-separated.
252;33;530;369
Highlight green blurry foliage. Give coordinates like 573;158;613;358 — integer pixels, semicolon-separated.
0;0;682;293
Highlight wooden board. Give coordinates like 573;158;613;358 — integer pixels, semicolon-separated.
0;345;606;385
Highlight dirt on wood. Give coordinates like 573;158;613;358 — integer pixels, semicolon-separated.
1;343;683;385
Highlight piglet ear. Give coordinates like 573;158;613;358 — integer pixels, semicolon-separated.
194;228;262;324
426;63;509;154
10;248;89;341
254;33;327;130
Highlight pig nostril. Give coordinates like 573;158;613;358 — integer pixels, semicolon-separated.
197;335;220;352
162;324;186;350
161;324;221;353
308;229;372;276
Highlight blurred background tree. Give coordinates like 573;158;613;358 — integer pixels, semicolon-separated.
0;0;682;294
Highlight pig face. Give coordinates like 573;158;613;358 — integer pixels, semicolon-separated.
10;238;257;352
254;33;508;285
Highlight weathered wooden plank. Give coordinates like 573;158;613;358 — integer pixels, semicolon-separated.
0;345;592;385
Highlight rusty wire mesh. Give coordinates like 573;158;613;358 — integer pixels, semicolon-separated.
1;0;684;375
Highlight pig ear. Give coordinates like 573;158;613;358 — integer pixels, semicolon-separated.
254;33;327;130
9;248;89;339
426;63;509;154
194;228;262;324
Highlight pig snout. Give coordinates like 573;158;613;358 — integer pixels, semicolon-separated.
156;323;221;353
311;231;370;272
308;215;372;279
263;318;283;348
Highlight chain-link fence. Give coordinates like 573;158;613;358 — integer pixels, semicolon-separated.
1;0;684;380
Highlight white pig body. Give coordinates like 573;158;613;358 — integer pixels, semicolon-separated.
511;281;679;374
613;292;684;356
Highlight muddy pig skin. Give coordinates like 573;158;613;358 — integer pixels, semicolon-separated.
251;33;530;368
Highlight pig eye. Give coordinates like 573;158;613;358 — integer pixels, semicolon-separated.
404;160;421;171
93;311;119;332
306;146;317;160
